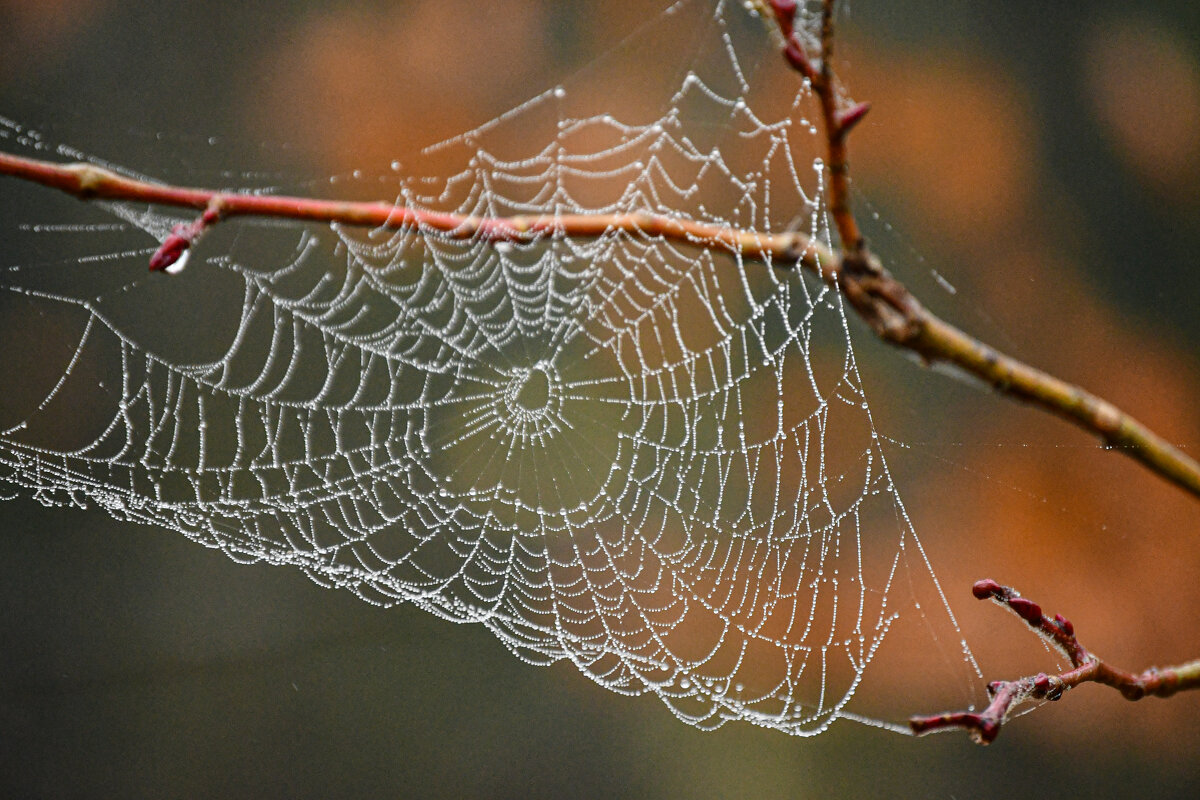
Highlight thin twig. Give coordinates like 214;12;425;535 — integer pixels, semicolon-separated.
2;4;1200;504
768;0;870;256
0;151;827;272
909;580;1200;744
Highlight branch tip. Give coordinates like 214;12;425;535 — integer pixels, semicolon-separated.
149;201;223;272
972;578;1004;599
783;41;815;77
148;230;191;272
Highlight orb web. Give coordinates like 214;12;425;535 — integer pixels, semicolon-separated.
0;0;982;734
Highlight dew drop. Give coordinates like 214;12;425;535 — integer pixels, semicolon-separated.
164;249;190;275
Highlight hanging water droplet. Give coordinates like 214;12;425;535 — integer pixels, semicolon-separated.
164;249;190;275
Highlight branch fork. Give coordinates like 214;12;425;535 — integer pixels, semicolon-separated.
909;580;1200;744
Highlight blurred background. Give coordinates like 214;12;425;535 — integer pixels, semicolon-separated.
1;0;1199;797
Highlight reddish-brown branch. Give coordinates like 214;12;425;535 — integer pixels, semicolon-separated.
762;6;1200;744
768;0;866;256
0;150;829;271
909;580;1200;744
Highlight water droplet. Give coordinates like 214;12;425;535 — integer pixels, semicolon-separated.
164;249;190;275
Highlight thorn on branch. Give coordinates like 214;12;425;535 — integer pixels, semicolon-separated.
835;101;871;135
149;202;223;273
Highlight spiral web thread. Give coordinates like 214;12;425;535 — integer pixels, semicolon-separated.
0;0;981;734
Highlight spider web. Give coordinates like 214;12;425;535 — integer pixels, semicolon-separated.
0;0;983;734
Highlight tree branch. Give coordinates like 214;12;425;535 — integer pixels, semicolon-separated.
2;0;1200;509
909;580;1200;744
0;151;826;272
765;0;1200;497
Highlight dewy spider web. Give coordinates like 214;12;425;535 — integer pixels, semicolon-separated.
0;0;984;734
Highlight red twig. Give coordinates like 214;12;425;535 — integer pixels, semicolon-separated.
909;580;1200;744
767;0;868;257
0;151;826;271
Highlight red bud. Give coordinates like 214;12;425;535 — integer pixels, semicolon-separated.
972;579;1003;600
1007;596;1043;624
150;228;191;272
